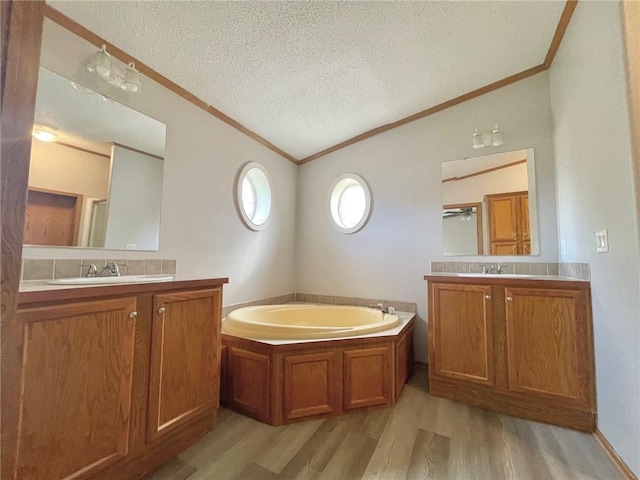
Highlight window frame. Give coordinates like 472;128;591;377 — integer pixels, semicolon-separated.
327;173;372;234
236;162;272;231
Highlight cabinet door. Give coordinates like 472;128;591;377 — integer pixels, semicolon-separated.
283;351;338;421
228;347;271;423
430;284;495;386
16;297;137;479
343;345;393;409
505;287;590;406
487;195;518;242
147;289;221;441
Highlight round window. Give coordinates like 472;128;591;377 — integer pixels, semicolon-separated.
328;173;372;233
236;162;272;230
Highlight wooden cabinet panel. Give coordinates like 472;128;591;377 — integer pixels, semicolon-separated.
486;192;530;255
147;289;221;441
16;297;137;479
487;195;518;242
395;326;414;400
229;347;271;423
505;287;590;406
220;345;229;407
431;284;495;386
395;331;408;400
343;345;392;410
283;351;338;420
491;242;518;255
521;195;530;241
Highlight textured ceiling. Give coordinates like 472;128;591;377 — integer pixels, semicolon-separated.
47;1;565;160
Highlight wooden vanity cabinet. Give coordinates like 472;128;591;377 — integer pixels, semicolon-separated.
13;279;226;480
427;276;595;432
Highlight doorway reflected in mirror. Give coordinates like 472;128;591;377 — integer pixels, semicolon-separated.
442;148;538;256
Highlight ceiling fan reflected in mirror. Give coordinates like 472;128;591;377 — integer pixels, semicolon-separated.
443;207;476;221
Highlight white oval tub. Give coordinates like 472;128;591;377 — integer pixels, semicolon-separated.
222;304;401;340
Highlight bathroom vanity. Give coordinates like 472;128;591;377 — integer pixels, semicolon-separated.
13;277;227;480
425;273;595;432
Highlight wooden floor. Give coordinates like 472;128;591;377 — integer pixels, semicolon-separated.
148;367;621;480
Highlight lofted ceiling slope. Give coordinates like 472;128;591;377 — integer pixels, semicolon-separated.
47;1;567;161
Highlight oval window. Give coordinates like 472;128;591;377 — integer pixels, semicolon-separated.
328;173;372;233
236;162;272;230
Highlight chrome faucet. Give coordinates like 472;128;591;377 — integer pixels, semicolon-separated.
480;263;510;274
367;303;396;314
81;262;121;277
96;262;121;277
80;263;98;277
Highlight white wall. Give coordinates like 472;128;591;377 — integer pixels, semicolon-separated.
296;72;559;362
29;140;110;199
104;146;163;250
442;163;528;205
23;20;298;306
549;2;640;474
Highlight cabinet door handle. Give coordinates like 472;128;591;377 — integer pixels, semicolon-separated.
129;311;138;319
157;307;166;315
485;295;492;300
506;296;513;302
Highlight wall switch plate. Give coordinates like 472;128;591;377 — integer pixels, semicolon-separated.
561;238;566;255
596;230;609;253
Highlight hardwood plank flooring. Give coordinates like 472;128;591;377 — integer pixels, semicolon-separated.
148;367;621;480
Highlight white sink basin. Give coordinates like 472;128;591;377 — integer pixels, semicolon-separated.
47;274;174;285
456;273;541;278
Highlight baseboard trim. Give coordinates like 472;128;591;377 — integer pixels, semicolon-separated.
593;429;637;480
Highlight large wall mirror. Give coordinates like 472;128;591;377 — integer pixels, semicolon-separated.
25;67;166;251
442;148;539;256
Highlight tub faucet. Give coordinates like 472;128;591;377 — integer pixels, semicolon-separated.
368;303;396;315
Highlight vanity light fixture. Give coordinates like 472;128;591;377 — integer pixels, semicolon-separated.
86;44;142;93
87;44;115;80
120;62;142;93
32;125;58;143
472;124;504;149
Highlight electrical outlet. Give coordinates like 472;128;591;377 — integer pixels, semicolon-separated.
126;243;137;250
596;230;609;253
561;238;566;255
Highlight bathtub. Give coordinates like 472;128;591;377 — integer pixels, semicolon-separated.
222;304;401;340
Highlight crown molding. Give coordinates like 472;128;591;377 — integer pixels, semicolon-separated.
43;1;578;167
299;0;578;164
43;5;299;165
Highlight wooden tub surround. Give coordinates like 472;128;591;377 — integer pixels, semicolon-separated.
12;277;227;480
221;313;415;426
425;273;596;432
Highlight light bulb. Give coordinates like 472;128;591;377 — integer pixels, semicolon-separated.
87;44;115;80
32;126;58;142
121;62;141;93
491;124;504;147
472;129;484;149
